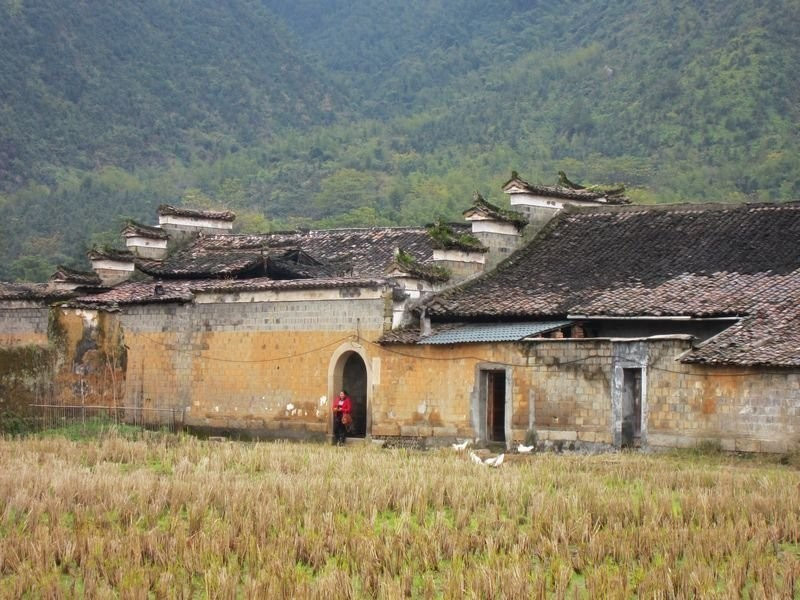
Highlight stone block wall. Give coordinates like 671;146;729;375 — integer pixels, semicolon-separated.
472;231;522;270
373;340;615;446
118;294;389;437
376;337;799;452
0;301;50;346
646;340;800;453
13;293;795;451
521;341;615;445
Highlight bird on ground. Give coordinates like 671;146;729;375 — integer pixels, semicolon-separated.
484;453;505;468
517;444;534;454
469;451;484;465
452;440;470;451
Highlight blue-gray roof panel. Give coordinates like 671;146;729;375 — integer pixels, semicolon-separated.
420;321;572;344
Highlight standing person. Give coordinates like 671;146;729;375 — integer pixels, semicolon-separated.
332;390;352;446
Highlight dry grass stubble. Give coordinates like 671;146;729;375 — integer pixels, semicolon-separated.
0;435;799;598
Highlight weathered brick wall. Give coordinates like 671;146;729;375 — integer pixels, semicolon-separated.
119;295;388;437
521;341;614;444
375;338;799;452
35;293;797;451
0;301;57;426
647;339;800;453
373;341;614;445
0;345;57;421
0;301;50;346
473;231;522;270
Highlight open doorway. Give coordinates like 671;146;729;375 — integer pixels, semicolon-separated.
332;351;368;438
621;368;642;447
486;370;506;443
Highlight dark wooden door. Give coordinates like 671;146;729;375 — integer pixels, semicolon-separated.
487;371;506;442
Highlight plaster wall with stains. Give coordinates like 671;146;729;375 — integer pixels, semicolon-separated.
646;339;800;453
116;293;389;437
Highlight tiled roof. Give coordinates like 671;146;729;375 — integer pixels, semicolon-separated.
87;247;136;262
425;202;800;366
145;226;460;280
386;261;450;284
0;282;77;301
502;174;630;205
121;221;169;240
379;323;465;345
138;251;265;279
158;204;236;222
463;194;528;229
50;265;102;286
69;277;387;307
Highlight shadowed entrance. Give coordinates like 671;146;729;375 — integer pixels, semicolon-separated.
332;351;368;438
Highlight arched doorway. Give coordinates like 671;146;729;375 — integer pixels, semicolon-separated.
330;346;369;439
342;353;367;437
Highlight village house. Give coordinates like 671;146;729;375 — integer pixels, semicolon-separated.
1;175;798;452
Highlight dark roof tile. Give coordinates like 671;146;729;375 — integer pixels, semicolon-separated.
426;201;800;366
50;265;102;286
121;221;170;240
158;204;236;222
149;227;448;279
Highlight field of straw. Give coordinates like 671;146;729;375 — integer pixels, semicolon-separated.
1;434;799;599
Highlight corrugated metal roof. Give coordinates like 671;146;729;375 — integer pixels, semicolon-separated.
420;321;572;344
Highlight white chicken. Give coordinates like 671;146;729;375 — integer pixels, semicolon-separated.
484;453;505;468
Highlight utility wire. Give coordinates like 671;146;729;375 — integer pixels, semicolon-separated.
135;331;355;364
128;330;794;377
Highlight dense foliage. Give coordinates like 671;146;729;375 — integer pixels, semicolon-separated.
1;0;798;280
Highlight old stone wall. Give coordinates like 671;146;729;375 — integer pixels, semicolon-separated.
372;340;615;446
0;301;50;346
118;294;389;437
373;338;799;452
7;290;796;451
472;231;522;270
646;339;800;453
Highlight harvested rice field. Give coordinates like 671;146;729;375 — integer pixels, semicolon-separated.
1;434;799;598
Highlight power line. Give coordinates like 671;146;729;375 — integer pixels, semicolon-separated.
359;336;796;378
134;331;355;364
127;329;795;377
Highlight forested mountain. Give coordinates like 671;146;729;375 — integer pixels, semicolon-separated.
1;0;798;280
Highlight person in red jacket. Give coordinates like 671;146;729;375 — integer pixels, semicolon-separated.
332;390;352;446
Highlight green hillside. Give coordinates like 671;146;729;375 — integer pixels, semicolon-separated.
0;1;343;186
1;0;798;281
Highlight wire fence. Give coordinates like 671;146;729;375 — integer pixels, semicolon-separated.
29;404;185;434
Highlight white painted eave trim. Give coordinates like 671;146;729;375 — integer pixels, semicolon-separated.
470;221;520;236
194;286;385;304
125;236;168;249
159;215;234;229
91;259;135;272
432;249;486;264
522;335;696;343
